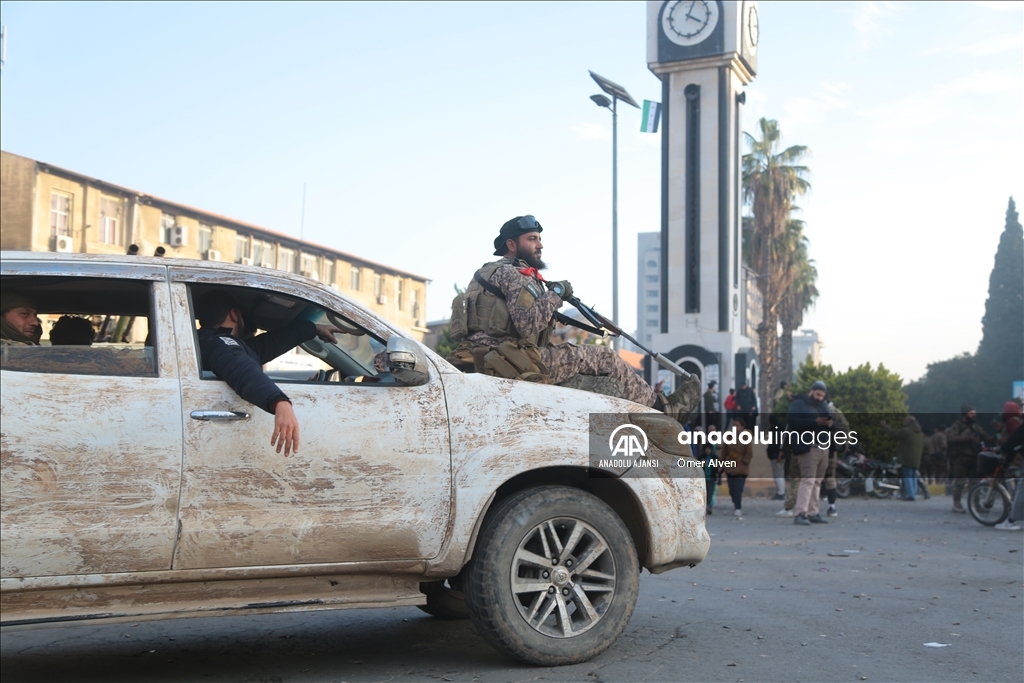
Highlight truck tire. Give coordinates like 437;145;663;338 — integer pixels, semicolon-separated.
418;579;471;620
463;486;639;666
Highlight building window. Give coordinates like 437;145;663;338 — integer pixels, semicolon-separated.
198;224;212;255
647;290;659;298
373;273;382;298
49;191;72;238
350;266;361;291
279;248;295;273
411;288;419;320
396;279;404;310
647;319;658;327
160;213;176;244
646;275;658;283
99;196;121;245
235;236;250;263
324;260;335;286
647;304;658;312
646;259;658;269
252;240;274;267
300;254;318;279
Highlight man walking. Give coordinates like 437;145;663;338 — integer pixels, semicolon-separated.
787;381;833;525
948;405;991;513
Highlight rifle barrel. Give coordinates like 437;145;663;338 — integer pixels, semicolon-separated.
565;296;691;379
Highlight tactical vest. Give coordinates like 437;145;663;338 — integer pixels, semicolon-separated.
449;259;553;347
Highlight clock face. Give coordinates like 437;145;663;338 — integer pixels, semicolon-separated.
746;4;759;50
662;0;721;47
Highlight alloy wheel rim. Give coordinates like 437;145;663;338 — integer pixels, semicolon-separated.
509;516;616;638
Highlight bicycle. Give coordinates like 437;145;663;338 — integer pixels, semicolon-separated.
966;449;1020;526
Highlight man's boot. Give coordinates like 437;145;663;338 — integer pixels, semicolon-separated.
662;374;702;420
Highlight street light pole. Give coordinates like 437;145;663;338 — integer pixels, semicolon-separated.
611;94;618;350
589;71;639;352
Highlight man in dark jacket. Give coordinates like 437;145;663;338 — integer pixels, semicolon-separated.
787;380;833;525
881;415;925;501
196;291;342;457
736;382;758;426
947;405;992;513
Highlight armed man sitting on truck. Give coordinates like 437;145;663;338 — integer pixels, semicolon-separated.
446;215;700;418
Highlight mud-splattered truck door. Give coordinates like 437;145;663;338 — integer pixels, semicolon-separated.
165;269;453;569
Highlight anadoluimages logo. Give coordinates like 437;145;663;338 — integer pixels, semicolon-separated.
608;424;649;458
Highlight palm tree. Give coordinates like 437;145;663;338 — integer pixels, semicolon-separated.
778;218;819;385
742;118;811;412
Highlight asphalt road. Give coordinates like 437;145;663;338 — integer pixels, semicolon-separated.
3;494;1022;683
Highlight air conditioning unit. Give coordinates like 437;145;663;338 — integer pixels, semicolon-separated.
239;257;254;266
301;270;319;281
206;249;222;262
170;225;188;247
377;295;388;305
55;234;74;253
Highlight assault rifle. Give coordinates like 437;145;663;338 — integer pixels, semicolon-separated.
555;297;692;379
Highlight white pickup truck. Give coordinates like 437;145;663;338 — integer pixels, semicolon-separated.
0;251;709;665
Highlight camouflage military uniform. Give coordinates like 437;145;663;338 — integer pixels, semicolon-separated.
465;258;657;407
783;446;800;511
947;417;990;507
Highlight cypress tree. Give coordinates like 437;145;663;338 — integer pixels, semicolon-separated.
906;197;1023;415
976;197;1024;388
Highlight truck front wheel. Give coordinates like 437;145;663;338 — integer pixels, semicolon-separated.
464;486;640;665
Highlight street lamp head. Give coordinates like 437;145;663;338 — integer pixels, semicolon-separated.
588;71;640;108
590;94;612;108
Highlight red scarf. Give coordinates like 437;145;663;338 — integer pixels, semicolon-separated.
519;267;545;281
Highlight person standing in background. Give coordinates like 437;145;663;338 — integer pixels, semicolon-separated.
766;412;786;501
881;415;925;501
722;417;755;518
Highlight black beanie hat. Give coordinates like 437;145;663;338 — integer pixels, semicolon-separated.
493;215;543;256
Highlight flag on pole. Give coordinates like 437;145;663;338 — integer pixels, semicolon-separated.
640;100;661;133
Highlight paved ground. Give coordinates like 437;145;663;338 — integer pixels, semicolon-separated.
3;494;1022;683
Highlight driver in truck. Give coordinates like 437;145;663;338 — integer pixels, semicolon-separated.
196;290;343;457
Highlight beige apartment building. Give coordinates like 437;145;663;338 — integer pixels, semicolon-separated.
0;151;430;339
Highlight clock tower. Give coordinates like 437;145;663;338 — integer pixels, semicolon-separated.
645;1;761;416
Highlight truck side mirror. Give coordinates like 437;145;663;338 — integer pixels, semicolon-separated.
386;337;430;386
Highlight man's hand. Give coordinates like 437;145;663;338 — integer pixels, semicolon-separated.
816;416;833;426
271;400;300;457
314;324;344;344
547;280;574;301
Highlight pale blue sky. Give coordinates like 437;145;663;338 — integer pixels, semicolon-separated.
1;1;1021;382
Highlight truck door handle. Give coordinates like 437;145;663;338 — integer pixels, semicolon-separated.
191;410;251;422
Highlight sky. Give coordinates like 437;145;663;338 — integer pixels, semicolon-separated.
0;1;1020;383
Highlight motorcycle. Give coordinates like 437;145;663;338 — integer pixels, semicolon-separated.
834;448;903;499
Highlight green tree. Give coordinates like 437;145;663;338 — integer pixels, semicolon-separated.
433;283;465;359
742;118;811;414
434;325;457;358
778;217;819;385
775;361;908;459
905;197;1023;414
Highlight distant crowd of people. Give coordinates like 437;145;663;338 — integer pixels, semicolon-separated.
692;378;1024;531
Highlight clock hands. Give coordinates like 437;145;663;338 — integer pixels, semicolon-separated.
685;0;698;22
